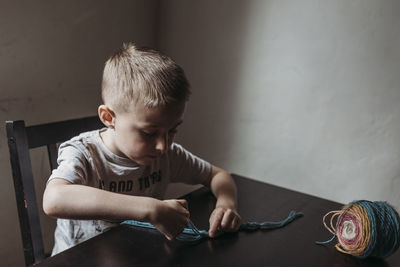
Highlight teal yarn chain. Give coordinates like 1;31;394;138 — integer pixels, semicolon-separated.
316;200;400;259
122;210;303;244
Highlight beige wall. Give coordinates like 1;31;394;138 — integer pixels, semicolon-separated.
0;1;157;266
158;0;400;209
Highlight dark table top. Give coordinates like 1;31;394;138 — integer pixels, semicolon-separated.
37;174;400;267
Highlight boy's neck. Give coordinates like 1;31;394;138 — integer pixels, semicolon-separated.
99;128;124;158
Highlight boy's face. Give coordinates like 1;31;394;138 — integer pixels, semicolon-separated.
111;101;186;165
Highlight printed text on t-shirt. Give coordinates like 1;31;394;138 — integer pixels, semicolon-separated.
98;170;162;193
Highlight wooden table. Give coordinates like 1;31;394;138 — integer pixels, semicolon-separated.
37;174;400;266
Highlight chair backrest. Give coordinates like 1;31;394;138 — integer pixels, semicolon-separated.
6;116;104;267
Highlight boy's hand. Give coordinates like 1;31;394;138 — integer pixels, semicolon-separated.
208;205;242;238
149;199;190;241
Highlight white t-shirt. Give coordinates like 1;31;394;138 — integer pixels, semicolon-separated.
48;128;211;255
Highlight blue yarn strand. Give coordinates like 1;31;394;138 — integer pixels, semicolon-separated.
315;234;336;245
122;210;304;244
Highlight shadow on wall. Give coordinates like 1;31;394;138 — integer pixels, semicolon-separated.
0;1;157;266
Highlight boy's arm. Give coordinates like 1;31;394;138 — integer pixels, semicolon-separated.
202;166;242;238
43;178;189;240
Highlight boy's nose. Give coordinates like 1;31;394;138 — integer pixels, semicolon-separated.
155;134;168;154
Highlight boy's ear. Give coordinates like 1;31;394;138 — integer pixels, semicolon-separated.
98;105;115;129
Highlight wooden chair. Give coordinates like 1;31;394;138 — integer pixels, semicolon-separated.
6;116;104;267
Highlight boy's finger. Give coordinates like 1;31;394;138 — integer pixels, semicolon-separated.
159;228;173;241
209;210;224;238
221;209;234;229
175;200;190;216
234;215;242;231
231;216;240;231
177;199;188;209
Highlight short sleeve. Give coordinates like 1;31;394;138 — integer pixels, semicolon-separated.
48;142;89;185
168;143;212;185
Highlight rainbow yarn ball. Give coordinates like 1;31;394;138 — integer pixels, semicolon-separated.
318;200;400;259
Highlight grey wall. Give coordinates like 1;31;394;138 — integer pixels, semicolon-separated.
0;1;157;266
158;0;400;209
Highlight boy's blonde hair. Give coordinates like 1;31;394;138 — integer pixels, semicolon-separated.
101;43;190;112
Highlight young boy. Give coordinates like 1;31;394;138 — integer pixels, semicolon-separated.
43;43;241;255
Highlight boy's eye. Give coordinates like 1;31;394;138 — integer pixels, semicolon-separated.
139;128;178;138
169;129;178;135
141;130;157;137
